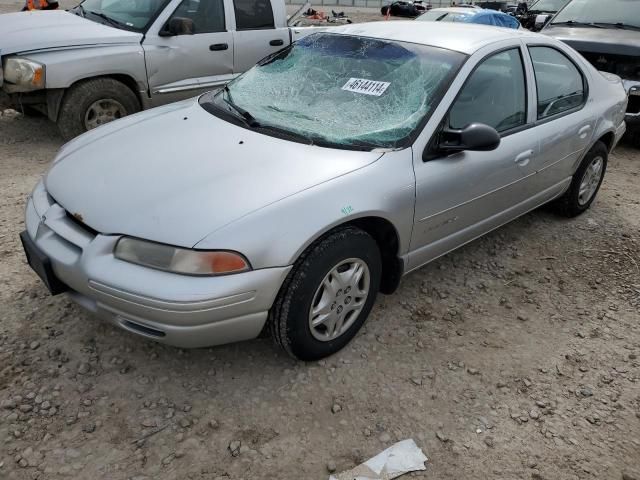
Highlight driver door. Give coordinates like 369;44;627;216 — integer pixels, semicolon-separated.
408;47;538;270
143;0;235;106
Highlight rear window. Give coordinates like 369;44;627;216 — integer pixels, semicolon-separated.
529;46;586;119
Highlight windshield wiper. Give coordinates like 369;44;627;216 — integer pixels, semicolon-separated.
212;87;378;150
72;4;86;17
220;86;320;144
221;86;261;127
550;20;604;28
592;22;640;31
86;10;127;29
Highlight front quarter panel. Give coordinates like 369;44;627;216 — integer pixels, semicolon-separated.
25;44;148;92
195;149;416;270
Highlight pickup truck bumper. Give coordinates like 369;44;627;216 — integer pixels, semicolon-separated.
0;87;64;120
623;80;640;125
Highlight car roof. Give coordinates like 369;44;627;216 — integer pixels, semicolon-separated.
429;7;478;14
332;21;539;55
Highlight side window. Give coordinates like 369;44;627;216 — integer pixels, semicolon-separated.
449;48;526;133
233;0;275;30
529;46;586;120
170;0;226;33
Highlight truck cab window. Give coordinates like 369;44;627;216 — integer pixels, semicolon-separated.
170;0;226;33
233;0;275;30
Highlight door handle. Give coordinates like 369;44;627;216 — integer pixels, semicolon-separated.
578;125;591;139
209;43;228;51
269;39;284;46
514;149;534;166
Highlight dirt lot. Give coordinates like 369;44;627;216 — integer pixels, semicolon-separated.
1;3;640;480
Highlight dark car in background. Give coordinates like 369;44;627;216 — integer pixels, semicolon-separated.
381;1;431;17
518;0;569;30
543;0;640;135
477;1;512;11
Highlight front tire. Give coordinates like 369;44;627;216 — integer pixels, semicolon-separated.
553;141;608;217
270;226;382;361
57;78;141;141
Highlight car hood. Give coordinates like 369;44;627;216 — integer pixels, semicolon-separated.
0;11;142;56
543;26;640;56
45;99;383;248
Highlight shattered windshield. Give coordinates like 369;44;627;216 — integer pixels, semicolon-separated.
76;0;169;31
199;33;466;150
551;0;640;27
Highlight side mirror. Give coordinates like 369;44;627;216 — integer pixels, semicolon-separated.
425;123;500;160
159;17;195;37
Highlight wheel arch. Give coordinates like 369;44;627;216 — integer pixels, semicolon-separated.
296;216;404;295
595;131;616;153
49;73;143;121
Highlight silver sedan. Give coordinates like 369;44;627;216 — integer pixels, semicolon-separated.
21;22;627;360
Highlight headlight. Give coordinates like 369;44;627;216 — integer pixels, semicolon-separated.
114;237;251;276
3;57;45;89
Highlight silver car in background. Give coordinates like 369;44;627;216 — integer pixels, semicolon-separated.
21;22;627;360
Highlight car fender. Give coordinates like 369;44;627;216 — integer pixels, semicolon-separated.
194;149;416;270
24;44;148;94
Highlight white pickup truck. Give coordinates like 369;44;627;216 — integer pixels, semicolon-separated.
0;0;316;139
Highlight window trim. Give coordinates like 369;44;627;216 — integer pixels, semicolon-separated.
141;0;174;33
232;0;275;31
526;43;590;125
164;0;228;34
445;45;530;138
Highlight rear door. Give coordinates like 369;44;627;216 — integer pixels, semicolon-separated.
230;0;290;73
523;43;596;192
143;0;235;105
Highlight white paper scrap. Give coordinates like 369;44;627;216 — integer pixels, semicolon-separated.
329;439;428;480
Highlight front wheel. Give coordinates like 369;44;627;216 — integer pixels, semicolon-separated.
552;141;608;217
57;78;141;141
270;226;381;361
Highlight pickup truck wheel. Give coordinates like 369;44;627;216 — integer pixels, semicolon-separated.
552;141;608;217
269;226;381;361
57;78;140;140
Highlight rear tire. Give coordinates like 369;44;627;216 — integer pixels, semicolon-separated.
270;226;381;361
57;78;140;141
552;141;608;217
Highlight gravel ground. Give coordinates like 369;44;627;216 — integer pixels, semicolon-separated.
1;3;640;480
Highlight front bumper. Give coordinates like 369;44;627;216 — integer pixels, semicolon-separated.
23;180;291;348
623;80;640;124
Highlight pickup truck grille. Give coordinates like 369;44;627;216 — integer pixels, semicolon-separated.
579;51;640;81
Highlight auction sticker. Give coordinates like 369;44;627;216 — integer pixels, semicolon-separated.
342;78;390;96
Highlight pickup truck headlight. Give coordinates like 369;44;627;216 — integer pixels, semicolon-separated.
3;58;45;89
114;237;251;276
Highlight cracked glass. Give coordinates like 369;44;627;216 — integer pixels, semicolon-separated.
200;33;466;150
